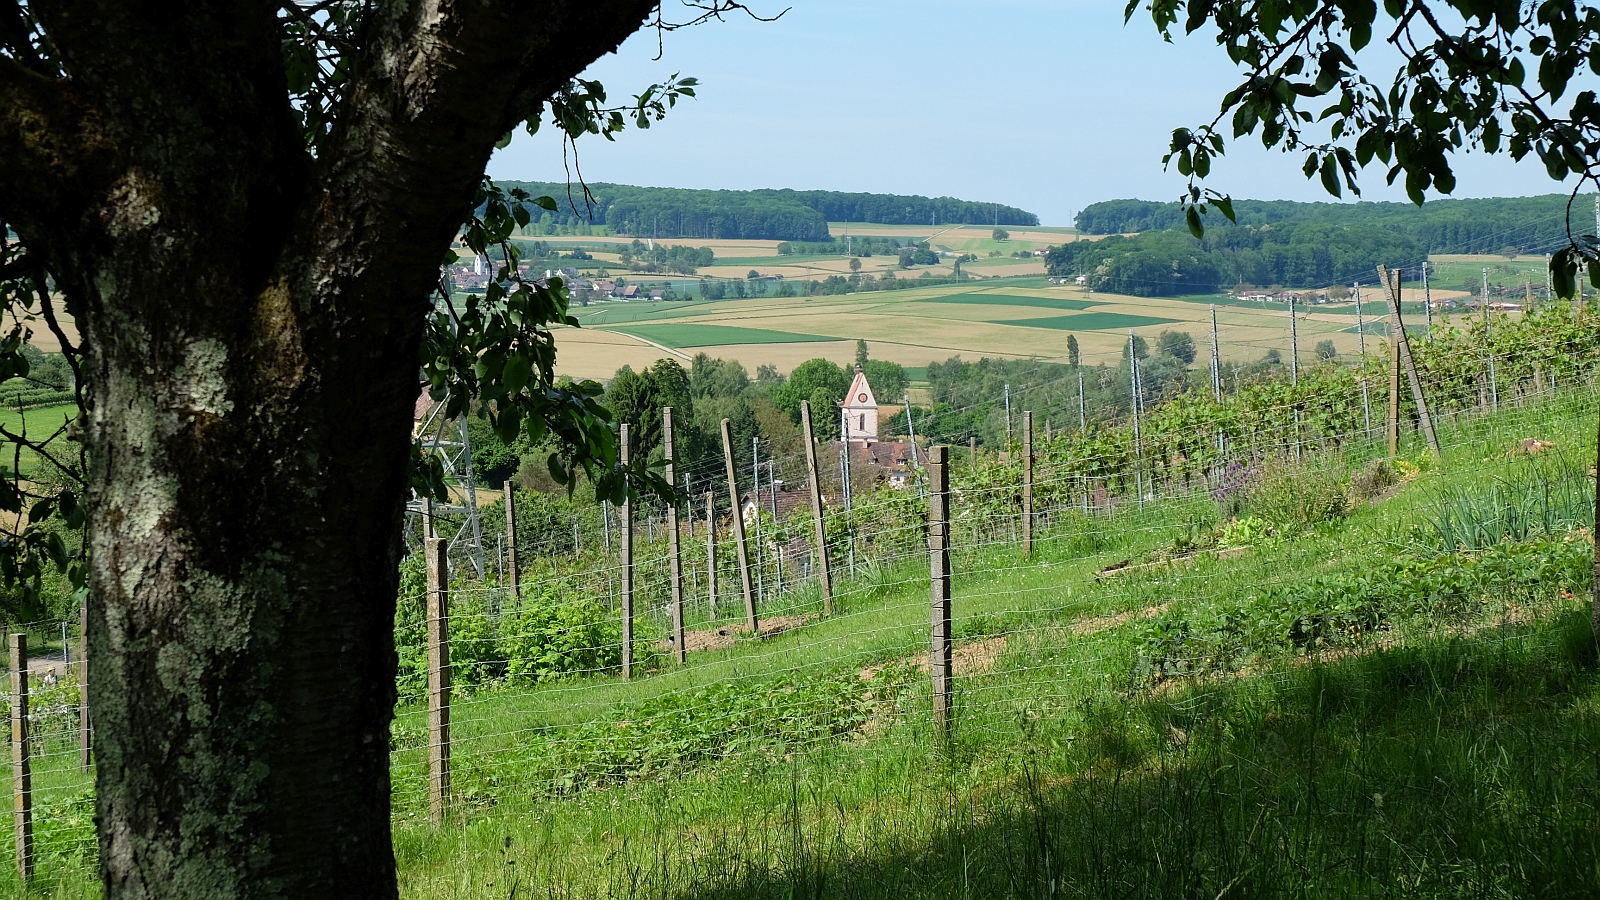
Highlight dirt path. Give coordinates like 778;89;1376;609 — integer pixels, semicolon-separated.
672;613;819;654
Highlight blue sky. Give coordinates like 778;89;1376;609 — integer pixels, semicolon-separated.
487;1;1570;226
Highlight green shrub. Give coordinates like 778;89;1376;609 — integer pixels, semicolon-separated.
1244;457;1347;532
1131;536;1591;683
502;588;624;682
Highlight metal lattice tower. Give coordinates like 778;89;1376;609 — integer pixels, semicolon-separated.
405;391;486;579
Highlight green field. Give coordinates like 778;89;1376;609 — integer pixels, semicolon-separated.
997;311;1179;331
611;323;838;347
914;292;1103;310
0;402;76;479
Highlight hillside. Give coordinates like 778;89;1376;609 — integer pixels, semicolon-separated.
497;181;1038;241
1076;194;1591;255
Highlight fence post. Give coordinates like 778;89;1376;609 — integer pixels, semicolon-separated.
800;401;834;616
928;446;952;737
9;633;30;881
705;491;718;620
425;538;450;827
1387;330;1401;458
1378;265;1442;457
721;418;758;632
79;602;90;770
1022;411;1033;558
664;409;686;663
504;479;520;612
620;423;634;679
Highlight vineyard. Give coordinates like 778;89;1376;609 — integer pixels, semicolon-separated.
11;299;1600;897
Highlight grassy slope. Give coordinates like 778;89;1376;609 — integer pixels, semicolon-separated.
383;391;1600;898
17;393;1599;898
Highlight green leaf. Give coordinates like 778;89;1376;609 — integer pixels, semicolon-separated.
503;355;532;395
1185;205;1204;239
1319;154;1342;197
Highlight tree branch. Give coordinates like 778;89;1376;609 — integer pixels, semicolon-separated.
0;56;114;242
299;0;661;326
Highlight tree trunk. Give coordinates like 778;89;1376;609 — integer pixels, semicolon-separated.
0;2;660;896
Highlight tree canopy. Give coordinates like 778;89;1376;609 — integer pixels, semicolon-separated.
1129;0;1600;293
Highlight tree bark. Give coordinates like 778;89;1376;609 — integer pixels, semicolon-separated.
0;1;656;896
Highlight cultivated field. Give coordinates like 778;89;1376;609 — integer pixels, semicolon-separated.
556;276;1472;382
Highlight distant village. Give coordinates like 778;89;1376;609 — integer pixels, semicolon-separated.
446;254;786;304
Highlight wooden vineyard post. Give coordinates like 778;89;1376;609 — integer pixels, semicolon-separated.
620;423;634;679
1377;265;1441;457
504;479;520;611
1387;330;1401;458
664;409;686;663
1022;411;1034;558
928;446;953;737
800;401;835;616
721;419;758;632
705;492;718;620
78;602;90;770
10;633;30;881
425;538;450;827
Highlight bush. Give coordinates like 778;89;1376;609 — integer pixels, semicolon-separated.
503;588;626;682
1244;457;1347;532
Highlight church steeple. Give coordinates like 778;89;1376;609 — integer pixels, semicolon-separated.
841;365;878;444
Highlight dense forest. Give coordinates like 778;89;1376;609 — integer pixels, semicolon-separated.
1045;224;1427;296
496;182;1037;241
1075;194;1591;255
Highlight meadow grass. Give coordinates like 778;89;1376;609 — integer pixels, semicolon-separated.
0;403;75;481
996;312;1181;331
912;294;1104;311
16;386;1600;897
609;324;839;348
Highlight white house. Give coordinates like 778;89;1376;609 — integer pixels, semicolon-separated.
841;366;879;444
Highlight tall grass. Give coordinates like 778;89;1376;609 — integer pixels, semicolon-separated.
1419;452;1593;553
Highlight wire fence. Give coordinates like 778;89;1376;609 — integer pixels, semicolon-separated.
10;293;1600;882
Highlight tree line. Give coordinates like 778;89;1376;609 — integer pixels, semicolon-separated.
1044;224;1427;296
493;182;1039;242
1075;194;1591;256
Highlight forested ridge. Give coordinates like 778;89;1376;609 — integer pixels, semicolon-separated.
1076;194;1589;253
497;181;1037;241
1050;194;1588;297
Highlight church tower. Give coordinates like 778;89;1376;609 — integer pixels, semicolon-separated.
841;366;878;444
